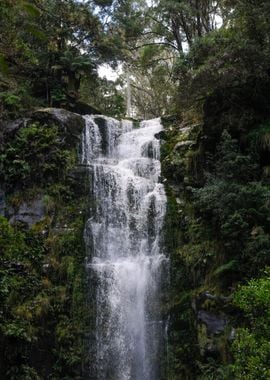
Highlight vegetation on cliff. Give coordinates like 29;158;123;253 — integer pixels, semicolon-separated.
160;1;270;378
1;0;270;379
0;111;91;379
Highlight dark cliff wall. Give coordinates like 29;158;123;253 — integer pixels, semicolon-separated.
0;109;92;379
161;90;270;379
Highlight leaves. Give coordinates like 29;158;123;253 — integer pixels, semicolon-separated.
21;1;41;18
0;54;8;74
213;260;237;276
25;24;47;40
232;274;270;379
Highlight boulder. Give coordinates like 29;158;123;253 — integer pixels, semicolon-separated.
32;108;85;145
1;108;86;147
0;119;30;146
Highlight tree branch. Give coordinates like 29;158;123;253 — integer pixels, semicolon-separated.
129;42;179;52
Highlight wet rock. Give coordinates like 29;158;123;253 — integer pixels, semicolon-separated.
200;291;232;303
154;130;167;140
161;114;177;127
9;197;45;227
193;291;232;313
179;126;192;135
198;310;227;335
174;140;195;153
1;118;30;135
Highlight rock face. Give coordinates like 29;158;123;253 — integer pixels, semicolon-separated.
0;107;91;378
174;140;195;152
161;116;237;377
1;118;30;134
0;107;88;219
1;108;85;143
154;130;167;140
198;310;227;335
9;197;45;227
32;108;85;145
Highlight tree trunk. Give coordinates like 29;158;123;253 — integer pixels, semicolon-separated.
171;15;184;52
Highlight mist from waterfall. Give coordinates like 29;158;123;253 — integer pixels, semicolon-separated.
82;115;168;380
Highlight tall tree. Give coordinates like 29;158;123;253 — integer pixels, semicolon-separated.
0;0;122;115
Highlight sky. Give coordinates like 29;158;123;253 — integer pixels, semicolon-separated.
98;63;123;81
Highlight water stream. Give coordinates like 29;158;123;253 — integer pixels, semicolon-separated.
82;116;168;380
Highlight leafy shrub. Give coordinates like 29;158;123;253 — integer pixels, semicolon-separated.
232;273;270;379
0;122;71;189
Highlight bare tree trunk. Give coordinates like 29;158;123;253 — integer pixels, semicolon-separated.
171;16;184;52
195;0;202;37
180;11;193;47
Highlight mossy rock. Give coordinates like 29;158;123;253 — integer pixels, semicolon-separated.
32;108;85;146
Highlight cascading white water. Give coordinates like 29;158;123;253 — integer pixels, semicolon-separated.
82;115;168;380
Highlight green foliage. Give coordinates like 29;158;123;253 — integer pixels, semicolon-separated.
80;76;126;117
233;273;270;329
0;53;8;74
248;122;270;151
0;194;89;378
0;122;72;189
215;130;258;182
0;83;40;117
231;273;270;379
7;365;41;380
0;0;123;116
0;109;91;377
162;1;270;369
213;260;237;276
189;131;270;278
0;92;21;107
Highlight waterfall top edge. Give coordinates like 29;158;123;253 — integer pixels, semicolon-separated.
83;114;162;126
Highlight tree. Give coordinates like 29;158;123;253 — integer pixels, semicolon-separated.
0;0;123;116
147;0;224;53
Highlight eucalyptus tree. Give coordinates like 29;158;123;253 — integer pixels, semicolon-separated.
148;0;225;53
94;0;226;117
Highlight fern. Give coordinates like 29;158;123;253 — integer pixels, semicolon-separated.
213;260;237;276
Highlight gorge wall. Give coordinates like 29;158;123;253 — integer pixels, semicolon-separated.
0;109;91;379
1;105;270;379
161;90;270;378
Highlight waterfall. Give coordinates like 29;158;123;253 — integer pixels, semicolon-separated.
82;115;168;380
